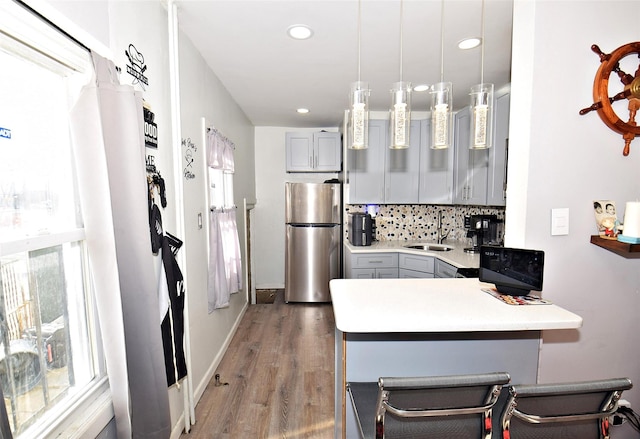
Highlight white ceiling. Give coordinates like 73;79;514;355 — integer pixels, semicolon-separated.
176;0;513;128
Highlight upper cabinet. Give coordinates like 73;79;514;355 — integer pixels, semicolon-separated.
418;118;455;204
285;131;342;172
454;87;510;206
347;86;509;206
348;120;421;204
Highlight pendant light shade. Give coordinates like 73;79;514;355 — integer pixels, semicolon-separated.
389;0;411;149
430;82;453;149
348;81;370;149
470;82;494;149
430;0;452;150
469;0;493;149
348;0;369;149
389;81;412;149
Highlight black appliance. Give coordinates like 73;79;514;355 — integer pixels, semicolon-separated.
349;213;373;246
464;214;504;253
479;245;545;296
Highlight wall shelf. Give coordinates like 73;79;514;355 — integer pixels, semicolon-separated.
590;235;640;259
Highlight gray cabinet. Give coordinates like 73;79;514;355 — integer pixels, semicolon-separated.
345;252;399;279
398;253;434;279
434;259;457;278
453;106;489;205
486;88;510;206
348;119;420;204
348;120;386;203
418;118;455;204
286;131;341;172
454;88;510;206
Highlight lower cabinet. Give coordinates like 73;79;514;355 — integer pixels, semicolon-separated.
435;259;457;278
346;252;399;279
398;254;435;279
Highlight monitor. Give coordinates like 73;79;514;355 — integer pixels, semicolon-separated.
479;246;545;296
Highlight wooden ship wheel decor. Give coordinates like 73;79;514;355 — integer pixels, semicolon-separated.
580;42;640;156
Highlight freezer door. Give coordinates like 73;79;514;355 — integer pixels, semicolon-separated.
285;224;341;302
285;182;340;224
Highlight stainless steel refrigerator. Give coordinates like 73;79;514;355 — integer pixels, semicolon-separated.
285;182;341;303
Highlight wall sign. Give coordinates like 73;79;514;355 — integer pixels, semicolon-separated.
144;108;158;149
182;137;197;180
125;44;148;90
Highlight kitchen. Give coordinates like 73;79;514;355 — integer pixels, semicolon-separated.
1;1;639;438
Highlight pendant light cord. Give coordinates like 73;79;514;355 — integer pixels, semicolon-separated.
480;0;485;84
439;0;445;82
399;0;404;81
357;0;361;82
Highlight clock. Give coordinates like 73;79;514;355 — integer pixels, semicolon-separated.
580;42;640;156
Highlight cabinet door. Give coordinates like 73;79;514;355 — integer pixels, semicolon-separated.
314;132;342;172
350;268;376;279
348;119;386;203
486;90;510;206
385;120;421;203
419;118;454;204
399;268;434;279
285;132;314;172
454;107;489;205
398;253;435;274
376;267;399;278
434;259;457;278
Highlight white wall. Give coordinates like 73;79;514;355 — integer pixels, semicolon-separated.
254;126;340;289
35;1;256;436
509;2;640;436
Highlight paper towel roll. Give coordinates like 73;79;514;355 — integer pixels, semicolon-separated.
623;201;640;238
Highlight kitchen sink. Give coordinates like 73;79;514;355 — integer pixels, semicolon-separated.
404;244;453;252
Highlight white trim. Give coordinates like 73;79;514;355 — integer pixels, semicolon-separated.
0;228;86;256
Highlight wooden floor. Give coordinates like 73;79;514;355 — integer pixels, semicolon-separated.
181;291;335;438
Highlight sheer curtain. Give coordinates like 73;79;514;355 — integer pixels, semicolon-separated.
69;53;170;438
206;128;242;311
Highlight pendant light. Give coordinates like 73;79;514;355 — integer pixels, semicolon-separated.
348;0;370;150
389;0;411;149
469;0;494;150
430;0;452;149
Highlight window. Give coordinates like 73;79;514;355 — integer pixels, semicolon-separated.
0;3;103;436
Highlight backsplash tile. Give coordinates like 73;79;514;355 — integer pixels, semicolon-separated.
345;204;505;244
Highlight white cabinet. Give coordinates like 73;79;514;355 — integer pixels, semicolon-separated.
286;131;341;172
418;119;455;204
398;253;435;278
345;252;399;279
454;87;510;206
348;120;420;204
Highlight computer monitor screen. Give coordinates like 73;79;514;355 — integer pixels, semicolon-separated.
479;246;545;296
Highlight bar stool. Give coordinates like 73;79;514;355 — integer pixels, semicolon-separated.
347;372;511;438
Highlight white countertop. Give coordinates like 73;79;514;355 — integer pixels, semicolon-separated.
330;277;583;333
344;240;480;269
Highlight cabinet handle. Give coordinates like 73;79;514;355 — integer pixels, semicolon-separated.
368;260;383;264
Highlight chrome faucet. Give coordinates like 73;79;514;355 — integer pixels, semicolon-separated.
437;210;450;244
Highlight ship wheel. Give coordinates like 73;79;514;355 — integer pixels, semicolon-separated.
580;42;640;156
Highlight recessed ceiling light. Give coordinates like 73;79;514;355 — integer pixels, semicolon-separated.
413;84;430;92
458;37;482;50
297;108;310;114
287;24;313;40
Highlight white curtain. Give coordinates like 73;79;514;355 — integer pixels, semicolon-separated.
69;53;170;438
206;128;242;311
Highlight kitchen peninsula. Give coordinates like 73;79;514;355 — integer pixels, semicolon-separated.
330;277;583;438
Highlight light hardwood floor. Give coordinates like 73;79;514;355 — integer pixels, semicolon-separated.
181;292;335;438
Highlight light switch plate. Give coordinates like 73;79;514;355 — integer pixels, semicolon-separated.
551;208;569;236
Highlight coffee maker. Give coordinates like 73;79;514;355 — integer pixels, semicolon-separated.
464;214;504;253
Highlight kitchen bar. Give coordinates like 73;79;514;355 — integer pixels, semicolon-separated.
330;277;583;438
